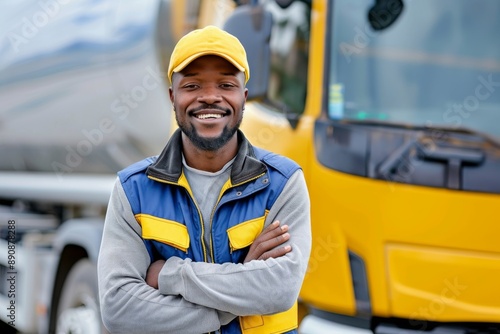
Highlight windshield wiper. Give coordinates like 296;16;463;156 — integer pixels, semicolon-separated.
420;124;500;149
342;119;500;148
373;124;496;190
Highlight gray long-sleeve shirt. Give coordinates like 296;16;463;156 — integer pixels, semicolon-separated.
98;169;311;334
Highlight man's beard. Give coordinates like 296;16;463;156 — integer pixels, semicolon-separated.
176;114;242;151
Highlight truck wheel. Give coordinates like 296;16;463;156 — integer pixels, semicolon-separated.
56;259;107;334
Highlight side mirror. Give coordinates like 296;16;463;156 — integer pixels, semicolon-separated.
223;5;272;100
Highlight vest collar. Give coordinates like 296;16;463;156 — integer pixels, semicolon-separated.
146;128;267;185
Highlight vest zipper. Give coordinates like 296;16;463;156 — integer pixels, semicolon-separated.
208;172;266;258
147;175;209;262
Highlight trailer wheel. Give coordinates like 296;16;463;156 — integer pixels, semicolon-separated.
56;259;107;334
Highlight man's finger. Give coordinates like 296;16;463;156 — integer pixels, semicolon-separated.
254;232;290;255
257;222;289;243
244;221;291;262
259;245;292;261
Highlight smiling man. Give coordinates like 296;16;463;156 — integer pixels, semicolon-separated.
98;26;311;334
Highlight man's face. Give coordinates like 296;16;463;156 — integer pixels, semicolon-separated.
170;55;248;151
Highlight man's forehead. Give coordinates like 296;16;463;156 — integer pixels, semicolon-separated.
173;56;244;81
182;55;240;70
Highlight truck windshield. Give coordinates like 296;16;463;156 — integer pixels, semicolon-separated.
328;0;500;139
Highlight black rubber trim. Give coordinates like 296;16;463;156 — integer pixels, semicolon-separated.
349;251;371;316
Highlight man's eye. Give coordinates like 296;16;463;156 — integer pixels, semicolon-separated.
220;83;235;88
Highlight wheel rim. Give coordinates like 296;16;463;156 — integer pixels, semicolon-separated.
56;294;101;334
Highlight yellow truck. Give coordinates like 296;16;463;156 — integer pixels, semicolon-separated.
205;0;500;332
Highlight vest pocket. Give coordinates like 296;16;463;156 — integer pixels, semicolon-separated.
239;302;298;334
227;211;268;252
136;214;190;252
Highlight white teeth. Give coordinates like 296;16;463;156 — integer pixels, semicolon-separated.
196;113;223;119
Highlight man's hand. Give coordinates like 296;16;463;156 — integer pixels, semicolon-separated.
145;259;166;289
244;220;291;263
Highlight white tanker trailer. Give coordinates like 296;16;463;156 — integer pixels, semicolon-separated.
0;0;175;332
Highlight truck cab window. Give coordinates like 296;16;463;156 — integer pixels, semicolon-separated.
329;0;500;140
264;0;311;115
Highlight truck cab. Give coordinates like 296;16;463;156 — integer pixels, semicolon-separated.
221;0;500;332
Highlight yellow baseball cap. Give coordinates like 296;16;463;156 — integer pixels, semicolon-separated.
167;25;250;84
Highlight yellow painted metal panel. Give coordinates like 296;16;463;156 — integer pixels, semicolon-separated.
387;244;500;322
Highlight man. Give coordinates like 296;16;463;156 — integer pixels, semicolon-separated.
98;25;311;334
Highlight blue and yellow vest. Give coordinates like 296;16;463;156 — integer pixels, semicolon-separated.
118;129;300;334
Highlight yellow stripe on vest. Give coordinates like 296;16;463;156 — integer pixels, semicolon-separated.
136;214;190;253
239;302;298;334
227;211;268;252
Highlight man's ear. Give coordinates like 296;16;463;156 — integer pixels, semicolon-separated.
169;87;174;104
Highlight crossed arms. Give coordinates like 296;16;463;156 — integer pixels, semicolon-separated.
145;219;292;288
98;170;311;334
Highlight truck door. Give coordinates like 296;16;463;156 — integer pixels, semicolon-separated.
229;0;314;171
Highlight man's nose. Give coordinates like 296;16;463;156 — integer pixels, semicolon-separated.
197;87;222;104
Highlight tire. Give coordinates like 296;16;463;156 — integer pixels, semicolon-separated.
55;259;108;334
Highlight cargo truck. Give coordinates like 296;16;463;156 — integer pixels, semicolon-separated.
0;0;174;332
218;0;500;333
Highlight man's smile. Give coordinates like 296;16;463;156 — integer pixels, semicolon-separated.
195;113;224;119
190;106;230;121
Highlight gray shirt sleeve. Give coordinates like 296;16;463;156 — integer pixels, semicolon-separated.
157;169;312;316
97;179;235;334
